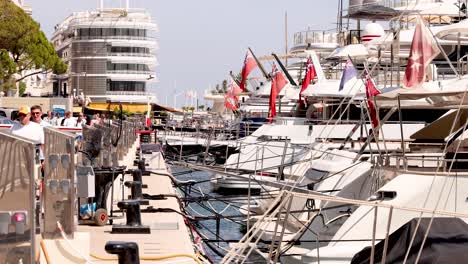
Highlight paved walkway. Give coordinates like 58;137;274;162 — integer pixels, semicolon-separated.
44;141;200;263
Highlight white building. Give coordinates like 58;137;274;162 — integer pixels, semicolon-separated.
51;2;159;103
9;0;32;15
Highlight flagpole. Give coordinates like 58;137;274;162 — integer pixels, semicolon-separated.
278;94;281;116
272;53;297;86
229;71;241;86
248;47;269;79
284;12;288;67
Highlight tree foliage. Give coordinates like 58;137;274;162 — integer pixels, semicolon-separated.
0;49;15;80
222;79;228;92
0;0;67;90
18;81;26;96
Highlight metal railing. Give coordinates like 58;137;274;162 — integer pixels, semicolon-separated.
106;91;153;96
109;52;153;57
76;35;155;41
348;0;440;11
0;131;38;263
293;30;338;47
106;70;153;75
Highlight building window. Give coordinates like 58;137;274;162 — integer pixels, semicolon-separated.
107;81;146;92
109;46;150;54
78;28;147;38
107;62;150;72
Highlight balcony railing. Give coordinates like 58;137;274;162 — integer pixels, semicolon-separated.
106;70;153;75
109;52;153;57
76;35;155;41
106;91;153;96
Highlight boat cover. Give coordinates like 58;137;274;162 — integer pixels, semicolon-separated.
351;217;468;264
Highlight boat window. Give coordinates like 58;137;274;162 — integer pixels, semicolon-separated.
257;135;272;141
0;111;5;117
368;191;397;201
304;168;329;182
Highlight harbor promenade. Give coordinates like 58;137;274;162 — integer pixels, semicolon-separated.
42;140;202;263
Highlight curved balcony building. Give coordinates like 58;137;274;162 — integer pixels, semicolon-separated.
51;7;158;103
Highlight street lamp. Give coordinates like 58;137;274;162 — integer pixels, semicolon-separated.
145;74;156;126
70;72;86;97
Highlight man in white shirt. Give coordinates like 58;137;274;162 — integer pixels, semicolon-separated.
10;106;45;145
10;106;45;164
62;111;76;127
31;105;51;127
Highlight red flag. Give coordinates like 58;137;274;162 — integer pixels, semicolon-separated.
230;77;242;97
299;57;316;106
403;18;440;88
224;90;239;110
365;74;380;128
239;50;258;92
268;64;288;118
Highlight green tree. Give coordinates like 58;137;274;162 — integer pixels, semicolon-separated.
0;49;15;92
222;79;228;92
18;81;26;96
0;49;15;80
0;0;67;93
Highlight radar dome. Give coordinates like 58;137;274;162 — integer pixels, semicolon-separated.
362;23;384;43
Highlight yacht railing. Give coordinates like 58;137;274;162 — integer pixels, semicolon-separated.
222;182;468;263
293;30;338;47
348;0;442;12
393;155;468;172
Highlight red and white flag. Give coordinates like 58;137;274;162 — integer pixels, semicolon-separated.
224;90;239;110
299;57;316;106
230;77;243;97
365;73;381;128
268;63;288;118
403;18;440;88
239;49;258;92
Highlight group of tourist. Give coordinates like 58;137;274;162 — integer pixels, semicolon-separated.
8;105;112;171
9;105;110;146
42;110;86;127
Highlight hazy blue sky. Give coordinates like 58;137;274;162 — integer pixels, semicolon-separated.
28;0;339;107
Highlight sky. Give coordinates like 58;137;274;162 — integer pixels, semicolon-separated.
27;0;339;107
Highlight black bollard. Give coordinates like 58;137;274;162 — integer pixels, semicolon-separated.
137;159;151;176
124;181;149;205
131;170;142;184
124;181;143;200
112;200;150;234
137;159;146;171
105;241;140;264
